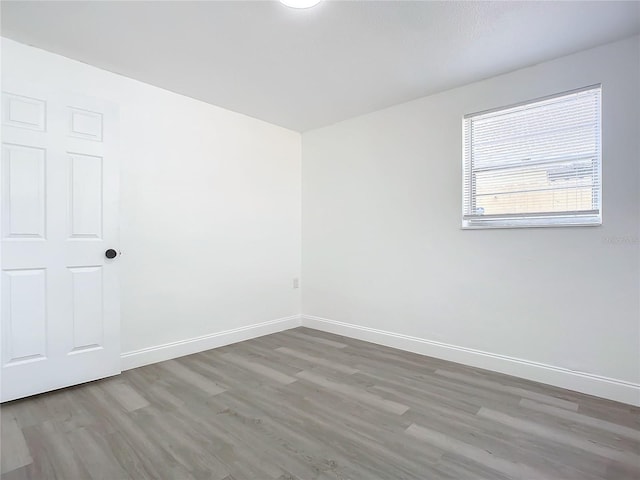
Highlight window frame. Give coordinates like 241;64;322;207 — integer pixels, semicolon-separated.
461;85;602;230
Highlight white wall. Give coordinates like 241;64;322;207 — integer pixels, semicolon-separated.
2;38;302;362
4;36;639;405
302;36;640;404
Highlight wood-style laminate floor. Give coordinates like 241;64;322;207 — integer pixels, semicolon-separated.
2;327;639;480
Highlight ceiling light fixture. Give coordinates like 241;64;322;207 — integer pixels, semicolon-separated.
280;0;322;9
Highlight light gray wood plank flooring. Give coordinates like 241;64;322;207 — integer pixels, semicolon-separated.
2;327;639;479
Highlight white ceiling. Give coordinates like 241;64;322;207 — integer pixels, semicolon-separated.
2;1;639;132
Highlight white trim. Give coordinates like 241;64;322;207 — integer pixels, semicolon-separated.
463;83;602;119
121;315;302;370
119;312;639;406
301;314;640;407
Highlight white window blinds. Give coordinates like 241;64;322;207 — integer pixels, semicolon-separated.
463;86;602;228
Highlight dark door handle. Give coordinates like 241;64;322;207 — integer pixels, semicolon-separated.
105;249;118;259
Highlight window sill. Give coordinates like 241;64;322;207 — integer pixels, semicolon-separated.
462;216;602;230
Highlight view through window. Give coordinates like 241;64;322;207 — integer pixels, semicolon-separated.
462;86;602;228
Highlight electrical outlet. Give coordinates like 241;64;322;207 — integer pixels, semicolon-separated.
293;278;300;289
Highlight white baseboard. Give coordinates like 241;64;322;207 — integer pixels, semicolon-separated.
121;315;302;370
119;312;639;406
301;314;640;407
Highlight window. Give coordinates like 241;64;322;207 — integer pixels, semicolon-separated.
462;86;601;229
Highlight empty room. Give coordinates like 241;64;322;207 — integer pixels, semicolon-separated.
1;0;639;479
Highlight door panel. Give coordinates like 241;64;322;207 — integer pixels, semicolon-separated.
69;107;102;141
69;265;104;353
2;143;46;239
1;81;120;402
2;268;47;365
69;153;103;238
2;93;46;131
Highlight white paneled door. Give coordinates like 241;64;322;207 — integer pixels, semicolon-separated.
1;81;120;402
